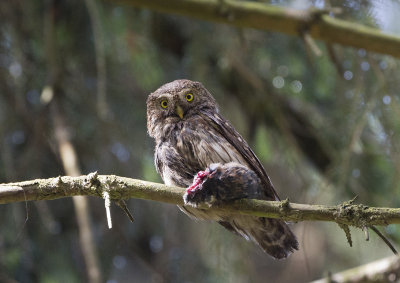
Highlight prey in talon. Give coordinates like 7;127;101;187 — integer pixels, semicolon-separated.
184;163;263;207
184;168;215;206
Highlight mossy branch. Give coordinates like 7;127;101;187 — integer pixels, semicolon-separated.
1;173;400;228
111;0;400;58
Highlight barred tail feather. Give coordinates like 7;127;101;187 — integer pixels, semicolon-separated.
227;216;298;259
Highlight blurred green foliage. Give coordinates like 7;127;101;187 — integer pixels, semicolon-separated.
0;0;400;282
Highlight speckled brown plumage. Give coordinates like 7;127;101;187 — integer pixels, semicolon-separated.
146;79;298;259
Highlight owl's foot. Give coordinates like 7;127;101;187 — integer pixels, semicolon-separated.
183;168;215;207
184;163;265;207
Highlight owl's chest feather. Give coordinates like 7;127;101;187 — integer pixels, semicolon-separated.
156;118;246;188
177;120;245;167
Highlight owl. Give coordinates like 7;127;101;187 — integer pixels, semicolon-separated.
147;79;298;259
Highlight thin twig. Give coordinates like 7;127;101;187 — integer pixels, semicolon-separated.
363;226;369;241
16;188;29;241
369;226;398;255
302;32;322;57
116;200;134;222
338;223;352;247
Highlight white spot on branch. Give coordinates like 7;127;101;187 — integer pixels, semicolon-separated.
102;191;112;229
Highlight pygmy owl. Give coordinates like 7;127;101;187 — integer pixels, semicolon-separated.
147;79;298;259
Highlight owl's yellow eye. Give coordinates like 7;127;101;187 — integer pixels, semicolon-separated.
160;100;168;109
186;93;194;102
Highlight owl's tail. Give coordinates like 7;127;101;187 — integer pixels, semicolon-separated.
223;216;298;259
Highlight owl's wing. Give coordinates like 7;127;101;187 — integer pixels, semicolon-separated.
200;111;280;201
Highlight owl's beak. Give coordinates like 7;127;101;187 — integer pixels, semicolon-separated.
175;105;184;119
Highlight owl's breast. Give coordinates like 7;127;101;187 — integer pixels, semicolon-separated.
155;116;247;189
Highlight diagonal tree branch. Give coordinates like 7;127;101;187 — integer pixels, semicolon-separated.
311;255;400;283
112;0;400;58
1;173;400;228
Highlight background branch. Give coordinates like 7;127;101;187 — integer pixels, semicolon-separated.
44;1;102;280
312;255;400;283
1;174;400;227
84;0;109;119
113;0;400;58
51;105;103;283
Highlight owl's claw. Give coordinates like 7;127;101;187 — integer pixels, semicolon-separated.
183;168;215;206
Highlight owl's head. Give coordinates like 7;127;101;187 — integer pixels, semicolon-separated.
147;79;218;138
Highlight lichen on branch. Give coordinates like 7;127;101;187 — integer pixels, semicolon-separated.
1;173;400;228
